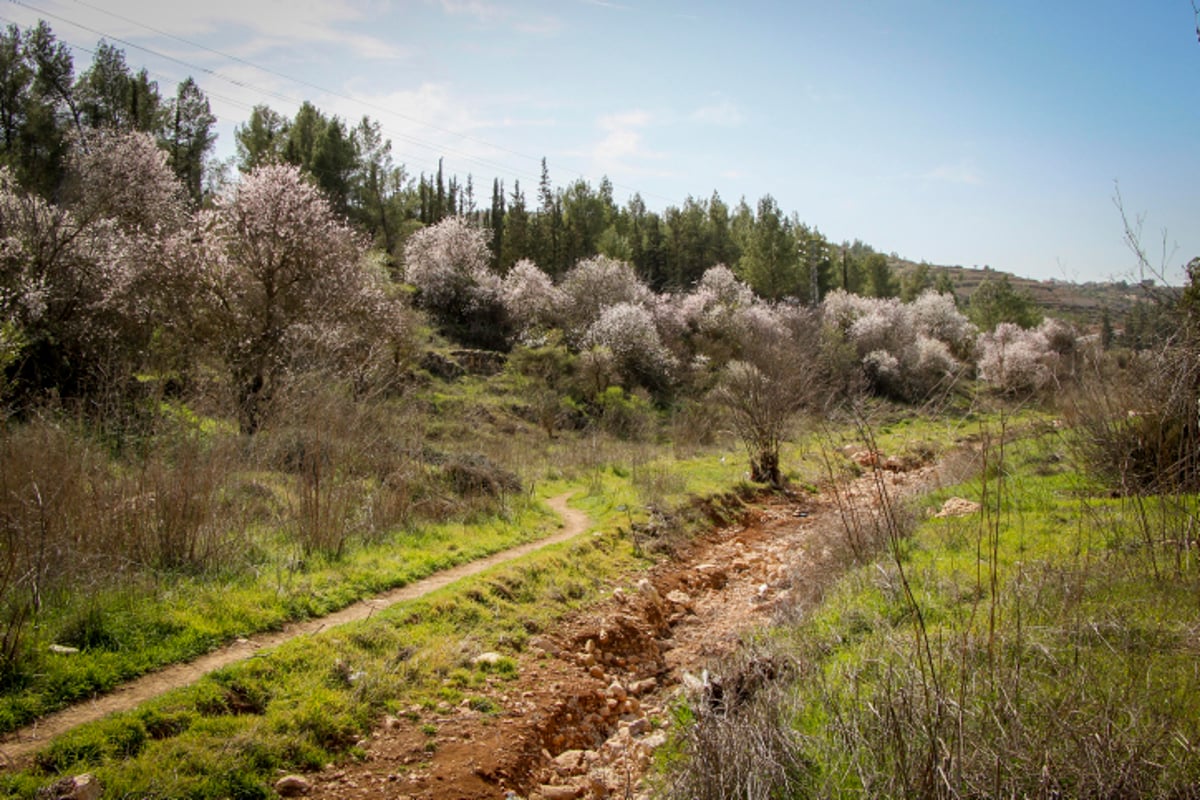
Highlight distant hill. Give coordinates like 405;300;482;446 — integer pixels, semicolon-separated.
890;259;1175;331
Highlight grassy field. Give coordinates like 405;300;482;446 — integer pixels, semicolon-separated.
0;516;632;797
660;417;1200;799
9;363;1197;799
0;369;759;797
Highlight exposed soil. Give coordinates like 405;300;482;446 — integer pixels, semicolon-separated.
307;455;955;800
0;495;589;768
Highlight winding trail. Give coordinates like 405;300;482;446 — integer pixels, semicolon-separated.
0;493;589;767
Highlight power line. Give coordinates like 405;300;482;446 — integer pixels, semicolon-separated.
0;18;492;203
6;0;677;205
64;0;547;174
3;0;548;187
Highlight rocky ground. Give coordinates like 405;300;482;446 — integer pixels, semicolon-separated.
303;452;962;800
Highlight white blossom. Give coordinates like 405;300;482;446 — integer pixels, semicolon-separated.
401;215;492;316
910;289;977;359
582;301;676;388
499;259;564;337
977;322;1056;394
559;255;651;342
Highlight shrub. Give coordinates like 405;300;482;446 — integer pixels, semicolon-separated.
582;302;676;393
558;255;651;344
442;453;522;498
592;385;656;440
1069;344;1200;493
660;645;807;800
498;259;564;342
977;322;1056;395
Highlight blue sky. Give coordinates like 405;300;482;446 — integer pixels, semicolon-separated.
4;0;1198;283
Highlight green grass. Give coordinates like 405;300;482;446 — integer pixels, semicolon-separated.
0;518;645;798
1;388;1022;796
0;494;562;735
663;422;1200;798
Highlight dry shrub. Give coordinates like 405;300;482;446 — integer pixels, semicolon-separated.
632;461;686;509
261;379;426;554
810;620;1200;799
0;416;250;574
127;435;248;572
1067;345;1200;494
0;416;246;683
669;400;720;458
441;453;522;498
659;644;809;800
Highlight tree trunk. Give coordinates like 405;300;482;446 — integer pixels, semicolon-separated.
751;449;781;487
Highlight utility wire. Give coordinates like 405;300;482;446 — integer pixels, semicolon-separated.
4;0;554;189
6;0;676;204
65;0;548;174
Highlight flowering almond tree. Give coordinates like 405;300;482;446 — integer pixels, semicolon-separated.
711;309;824;487
821;288;974;401
0;131;191;404
583;301;676;391
200;163;366;433
401;215;509;348
499;258;564;342
978;318;1080;396
0;169;107;398
402;216;490;313
558;255;651;344
67;130;188;235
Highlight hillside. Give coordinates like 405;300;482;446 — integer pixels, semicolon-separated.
892;259;1175;329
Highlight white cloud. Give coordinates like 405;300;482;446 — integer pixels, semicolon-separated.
13;0;407;61
690;99;744;127
593;110;652;162
578;110;679;180
322;82;553;177
923;160;983;186
437;0;507;24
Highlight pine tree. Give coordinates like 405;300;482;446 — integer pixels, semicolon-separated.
0;22;75;196
165;77;215;205
235;104;288;172
500;180;530;272
489;177;505;271
535;157;564;274
738;195;801;301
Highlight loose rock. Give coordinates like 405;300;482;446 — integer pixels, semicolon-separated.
39;774;101;800
274;775;313;797
935;497;981;517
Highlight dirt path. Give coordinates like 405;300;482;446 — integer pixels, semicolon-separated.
309;458;955;800
0;494;590;767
